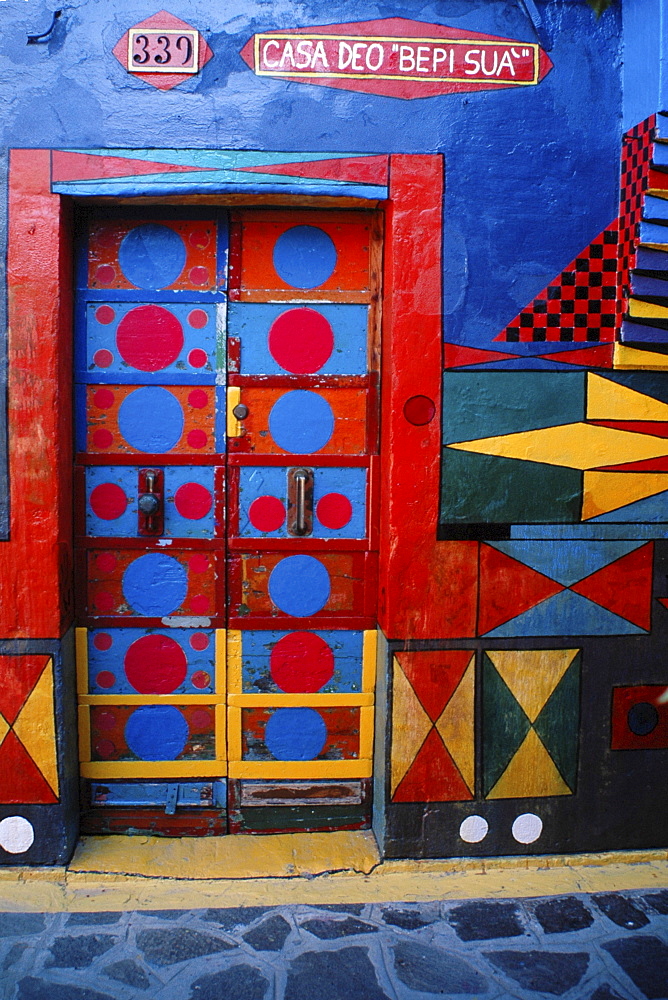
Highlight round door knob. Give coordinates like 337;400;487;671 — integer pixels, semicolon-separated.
138;494;160;514
232;403;249;420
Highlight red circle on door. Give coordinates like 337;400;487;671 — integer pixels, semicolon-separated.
270;631;335;693
268;307;334;374
316;493;353;530
249;496;286;532
90;483;128;521
116;305;184;372
124;634;188;694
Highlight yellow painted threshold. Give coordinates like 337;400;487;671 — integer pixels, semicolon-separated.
0;835;666;913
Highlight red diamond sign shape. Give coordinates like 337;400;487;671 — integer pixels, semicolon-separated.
113;11;213;91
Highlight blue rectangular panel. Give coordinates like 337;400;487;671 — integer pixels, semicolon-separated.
228;302;368;375
237;466;366;539
87;627;216;694
240;629;364;694
85;466;216;538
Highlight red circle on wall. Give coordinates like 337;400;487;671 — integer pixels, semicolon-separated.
93;632;113;651
403;395;436;426
316;493;353;530
116;305;184;372
270;631;335;693
249;496;286;532
90;483;128;521
175;483;213;520
95;305;116;325
93;389;115;410
124;634;188;694
188;389;208;409
190;633;210;651
93;349;114;369
188;309;209;329
187;429;207;449
268;308;334;374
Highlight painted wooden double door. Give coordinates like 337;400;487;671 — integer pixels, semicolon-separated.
74;208;380;835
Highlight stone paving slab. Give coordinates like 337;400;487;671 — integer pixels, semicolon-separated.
0;889;666;999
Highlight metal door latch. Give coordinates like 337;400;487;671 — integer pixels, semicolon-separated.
138;468;164;536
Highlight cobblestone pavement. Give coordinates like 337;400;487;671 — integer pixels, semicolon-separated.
0;889;666;999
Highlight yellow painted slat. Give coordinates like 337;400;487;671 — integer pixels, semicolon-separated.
226;386;242;437
215;703;227;764
614;343;668;369
77;706;91;763
228;759;373;780
78;695;226;706
215;628;226;694
226;629;242;694
75;628;88;696
640;241;668;252
629;297;668;319
227;706;242;761
80;761;226;780
362;629;377;692
359;705;375;760
228;692;373;708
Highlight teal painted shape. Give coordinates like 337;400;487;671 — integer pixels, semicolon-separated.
484;588;646;637
442;372;585;445
482;653;531;797
489;540;644;586
60;148;378;170
511;524;668;539
589;488;668;522
440;451;582;524
534;654;581;791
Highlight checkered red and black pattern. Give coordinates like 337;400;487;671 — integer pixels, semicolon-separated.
496;116;656;344
618;114;656;303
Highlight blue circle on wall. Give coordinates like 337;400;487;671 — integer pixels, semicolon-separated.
627;701;659;736
268;555;330;616
119;224;187;289
268;390;334;453
265;707;327;761
124;705;189;761
122;553;188;616
118;387;184;453
272;226;337;288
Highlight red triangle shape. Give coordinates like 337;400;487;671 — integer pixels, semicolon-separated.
392;728;472;802
538;344;614;368
444;343;519;368
593;458;668;472
0;656;49;725
571;543;653;630
0;731;58;804
590;421;668;439
239;155;388;186
395;650;472;722
478;545;564;635
52;151;212;184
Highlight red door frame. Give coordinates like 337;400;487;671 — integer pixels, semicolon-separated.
1;149;460;650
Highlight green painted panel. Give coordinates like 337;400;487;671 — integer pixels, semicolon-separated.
482;654;531;796
534;654;581;791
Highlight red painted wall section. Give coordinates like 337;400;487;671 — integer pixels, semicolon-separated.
1;150;73;638
379;154;477;641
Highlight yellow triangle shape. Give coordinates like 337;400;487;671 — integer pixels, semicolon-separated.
486;727;571;799
0;714;8;748
391;658;433;796
487;650;578;722
614;344;668;371
13;658;59;796
435;657;474;793
582;471;668;519
448;423;668;470
587;373;668;421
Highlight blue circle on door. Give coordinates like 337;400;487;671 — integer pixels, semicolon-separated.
268;390;334;453
118;224;187;289
118;386;184;453
268;554;330;616
272;226;337;288
124;705;189;761
122;553;188;616
265;707;327;761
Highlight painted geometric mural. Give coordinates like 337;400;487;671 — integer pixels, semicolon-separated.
610;685;668;750
477;540;652;636
482;650;580;799
442;371;668;527
0;656;59;804
391;651;474;803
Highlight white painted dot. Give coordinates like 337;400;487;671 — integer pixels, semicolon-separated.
0;816;35;854
512;812;543;844
459;815;489;843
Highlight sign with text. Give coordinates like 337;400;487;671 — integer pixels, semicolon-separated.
240;17;553;99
